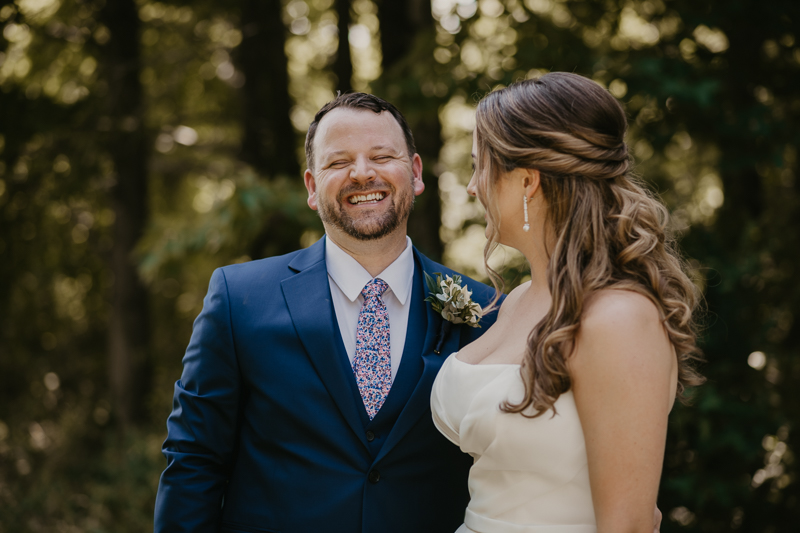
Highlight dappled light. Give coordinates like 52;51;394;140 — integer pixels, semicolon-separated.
0;0;798;530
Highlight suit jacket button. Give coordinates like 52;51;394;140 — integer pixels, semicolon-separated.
366;430;375;442
368;470;380;483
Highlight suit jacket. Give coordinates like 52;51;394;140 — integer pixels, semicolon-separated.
154;237;501;533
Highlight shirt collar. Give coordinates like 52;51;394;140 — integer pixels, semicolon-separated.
325;235;414;305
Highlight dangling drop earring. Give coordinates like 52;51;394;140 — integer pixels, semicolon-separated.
522;195;530;232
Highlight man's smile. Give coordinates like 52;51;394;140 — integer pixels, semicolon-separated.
346;191;387;205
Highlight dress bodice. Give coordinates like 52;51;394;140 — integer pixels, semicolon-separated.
431;354;597;533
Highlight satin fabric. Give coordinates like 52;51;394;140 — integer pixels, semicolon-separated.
432;354;597;533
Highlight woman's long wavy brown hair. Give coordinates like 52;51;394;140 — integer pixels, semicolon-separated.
474;72;705;417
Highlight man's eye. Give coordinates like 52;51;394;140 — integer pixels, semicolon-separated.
375;155;392;161
329;161;349;168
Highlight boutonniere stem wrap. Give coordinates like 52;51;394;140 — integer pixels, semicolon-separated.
425;272;483;354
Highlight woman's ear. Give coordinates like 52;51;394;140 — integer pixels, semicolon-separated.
522;168;541;200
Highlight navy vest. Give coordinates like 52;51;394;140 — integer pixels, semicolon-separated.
330;259;428;458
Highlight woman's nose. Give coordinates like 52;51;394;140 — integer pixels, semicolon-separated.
466;173;478;197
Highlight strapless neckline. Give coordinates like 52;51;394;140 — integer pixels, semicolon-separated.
431;352;596;533
451;353;521;368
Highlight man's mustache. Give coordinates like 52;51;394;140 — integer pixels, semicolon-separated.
336;182;394;202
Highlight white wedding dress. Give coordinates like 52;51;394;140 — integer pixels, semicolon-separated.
431;353;597;533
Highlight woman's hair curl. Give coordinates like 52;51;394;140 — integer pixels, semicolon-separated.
475;72;705;417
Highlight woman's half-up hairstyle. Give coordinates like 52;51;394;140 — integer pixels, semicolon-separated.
474;72;704;417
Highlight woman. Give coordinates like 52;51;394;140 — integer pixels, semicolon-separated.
431;72;704;533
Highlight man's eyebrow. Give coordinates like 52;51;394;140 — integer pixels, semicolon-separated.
371;145;401;152
323;146;399;157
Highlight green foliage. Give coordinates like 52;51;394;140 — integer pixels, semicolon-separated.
0;0;798;530
138;170;319;284
2;421;163;532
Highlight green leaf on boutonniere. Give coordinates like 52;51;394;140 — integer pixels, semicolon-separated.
424;271;439;296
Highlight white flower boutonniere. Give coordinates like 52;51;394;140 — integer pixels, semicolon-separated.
425;272;483;328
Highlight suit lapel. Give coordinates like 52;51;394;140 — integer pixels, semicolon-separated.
281;238;368;447
374;250;463;463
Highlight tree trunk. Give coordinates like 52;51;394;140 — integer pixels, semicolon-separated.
238;0;299;178
378;0;427;69
375;0;444;261
404;111;443;260
237;0;306;258
97;0;150;429
334;0;353;93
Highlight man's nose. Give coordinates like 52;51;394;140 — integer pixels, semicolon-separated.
350;156;376;182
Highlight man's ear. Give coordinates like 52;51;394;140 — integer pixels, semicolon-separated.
304;169;318;211
411;153;425;197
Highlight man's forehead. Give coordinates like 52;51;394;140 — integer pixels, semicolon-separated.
314;108;404;147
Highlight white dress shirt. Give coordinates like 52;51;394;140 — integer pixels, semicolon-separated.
325;236;415;382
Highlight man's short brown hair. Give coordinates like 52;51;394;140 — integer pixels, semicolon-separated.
305;93;417;172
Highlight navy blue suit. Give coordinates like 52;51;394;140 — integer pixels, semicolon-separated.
154;237;500;533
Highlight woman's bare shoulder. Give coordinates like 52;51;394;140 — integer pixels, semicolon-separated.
573;288;671;371
581;288;662;333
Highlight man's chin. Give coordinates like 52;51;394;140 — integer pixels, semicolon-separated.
342;221;400;241
320;202;412;241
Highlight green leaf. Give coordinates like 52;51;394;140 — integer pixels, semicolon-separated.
424;271;439;294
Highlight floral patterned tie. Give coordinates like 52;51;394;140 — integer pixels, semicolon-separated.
353;278;392;420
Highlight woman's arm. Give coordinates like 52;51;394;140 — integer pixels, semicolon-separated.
569;289;677;533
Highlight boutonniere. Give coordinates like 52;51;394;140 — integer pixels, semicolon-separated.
424;272;483;354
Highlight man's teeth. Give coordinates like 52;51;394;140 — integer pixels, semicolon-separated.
349;192;386;205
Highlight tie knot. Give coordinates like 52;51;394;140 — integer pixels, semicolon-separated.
362;278;388;299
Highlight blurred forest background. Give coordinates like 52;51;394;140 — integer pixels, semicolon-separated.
0;0;798;531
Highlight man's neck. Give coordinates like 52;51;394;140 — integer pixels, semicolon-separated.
325;229;409;278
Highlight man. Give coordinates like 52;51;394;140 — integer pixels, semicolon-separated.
154;93;499;532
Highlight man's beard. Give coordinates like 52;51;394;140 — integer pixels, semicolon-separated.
317;181;414;241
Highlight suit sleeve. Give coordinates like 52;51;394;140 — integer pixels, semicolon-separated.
154;268;241;532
